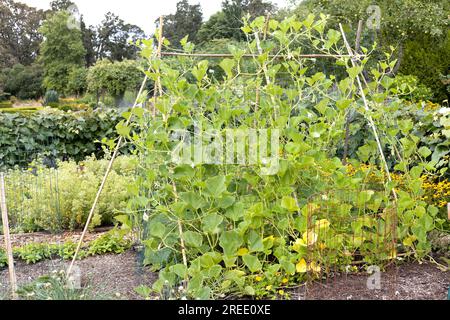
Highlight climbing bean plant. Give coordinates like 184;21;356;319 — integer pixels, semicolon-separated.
118;14;443;299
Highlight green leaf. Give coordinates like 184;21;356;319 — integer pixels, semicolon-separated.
202;214;224;234
219;231;243;256
205;175;227;198
245;286;256;296
418;146;431;158
248;230;264;252
170;264;188;278
280;258;296;275
281;196;299;212
180;192;206;210
183;231;203;248
242;255;262;273
220;58;236;79
218;195;235;209
225;202;245;222
149;222;166;239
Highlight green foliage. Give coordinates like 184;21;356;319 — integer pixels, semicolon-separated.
0;108;123;168
0;230;131;270
162;0;203;47
43;90;60;106
394;75;434;102
0;106;43;114
14;243;53;264
67;67;88;96
197;0;276;43
39;11;86;93
4;156;137;232
17;271;108;300
128;14;444;299
2;64;44;100
95;12;145;62
399;33;450;103
0;0;45;69
87;59;142;107
88;229;132;255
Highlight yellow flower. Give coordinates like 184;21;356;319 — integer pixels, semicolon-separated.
296;259;307;273
281;278;288;284
292;238;307;252
315;219;331;230
237;248;249;256
278;290;285;296
255;276;263;282
265;285;272;291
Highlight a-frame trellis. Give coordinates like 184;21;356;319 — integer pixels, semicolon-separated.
66;17;396;280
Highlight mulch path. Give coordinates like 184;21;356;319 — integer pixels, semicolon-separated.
1;229;448;300
294;262;448;300
0;250;156;300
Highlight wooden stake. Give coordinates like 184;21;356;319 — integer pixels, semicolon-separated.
339;23;397;201
153;16;164;118
67;70;151;279
0;173;18;300
343;21;363;166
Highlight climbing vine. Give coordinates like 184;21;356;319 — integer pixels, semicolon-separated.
118;14;443;299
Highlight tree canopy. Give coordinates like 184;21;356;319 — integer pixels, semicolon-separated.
0;0;46;68
162;0;203;47
39;11;86;93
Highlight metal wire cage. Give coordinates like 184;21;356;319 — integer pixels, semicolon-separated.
302;188;399;300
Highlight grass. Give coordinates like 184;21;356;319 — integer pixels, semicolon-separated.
16;271;113;300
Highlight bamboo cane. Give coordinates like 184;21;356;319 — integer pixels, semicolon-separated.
0;173;18;300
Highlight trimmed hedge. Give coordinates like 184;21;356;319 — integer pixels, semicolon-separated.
0;101;13;109
0;107;125;168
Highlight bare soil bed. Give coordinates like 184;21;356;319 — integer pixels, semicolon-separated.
295;262;448;300
1;231;448;300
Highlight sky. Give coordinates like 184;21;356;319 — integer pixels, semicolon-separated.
18;0;292;34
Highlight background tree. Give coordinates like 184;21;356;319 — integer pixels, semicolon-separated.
50;0;75;11
198;0;276;43
67;67;88;97
0;0;46;68
94;12;146;61
39;11;86;94
80;17;96;66
87;59;142;107
3;63;44;100
293;0;449;102
162;0;203;47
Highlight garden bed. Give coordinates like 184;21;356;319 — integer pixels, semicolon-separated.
1;245;447;300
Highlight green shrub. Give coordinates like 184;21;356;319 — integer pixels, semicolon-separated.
399;33;450;103
3;64;44;100
43;90;59;106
